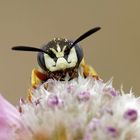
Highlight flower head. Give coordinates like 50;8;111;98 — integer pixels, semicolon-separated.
1;75;140;140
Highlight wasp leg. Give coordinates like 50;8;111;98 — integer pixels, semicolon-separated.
81;59;99;80
31;68;47;88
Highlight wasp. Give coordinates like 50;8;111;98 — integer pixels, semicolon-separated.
12;27;101;88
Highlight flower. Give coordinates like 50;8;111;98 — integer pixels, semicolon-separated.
0;75;140;140
0;95;31;140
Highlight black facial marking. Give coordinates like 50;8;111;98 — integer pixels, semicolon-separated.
47;38;71;50
48;50;56;59
63;47;70;61
64;48;70;55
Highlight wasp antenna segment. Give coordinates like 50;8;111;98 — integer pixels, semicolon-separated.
12;46;48;54
71;27;101;48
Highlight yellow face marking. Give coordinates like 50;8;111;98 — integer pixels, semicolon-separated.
62;45;67;53
50;47;64;58
44;46;78;71
50;48;57;54
56;52;64;58
56;44;61;52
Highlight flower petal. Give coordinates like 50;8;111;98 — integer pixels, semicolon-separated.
0;95;31;140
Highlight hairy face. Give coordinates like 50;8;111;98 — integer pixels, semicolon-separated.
43;38;78;72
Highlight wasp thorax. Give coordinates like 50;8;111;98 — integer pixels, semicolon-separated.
37;38;83;73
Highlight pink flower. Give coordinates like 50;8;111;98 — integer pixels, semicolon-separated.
0;95;30;140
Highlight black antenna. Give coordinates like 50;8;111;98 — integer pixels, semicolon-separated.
12;46;48;54
71;27;101;48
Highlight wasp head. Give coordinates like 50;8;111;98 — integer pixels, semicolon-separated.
38;38;83;72
12;27;101;74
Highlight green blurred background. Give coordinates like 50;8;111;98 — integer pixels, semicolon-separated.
0;0;139;104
